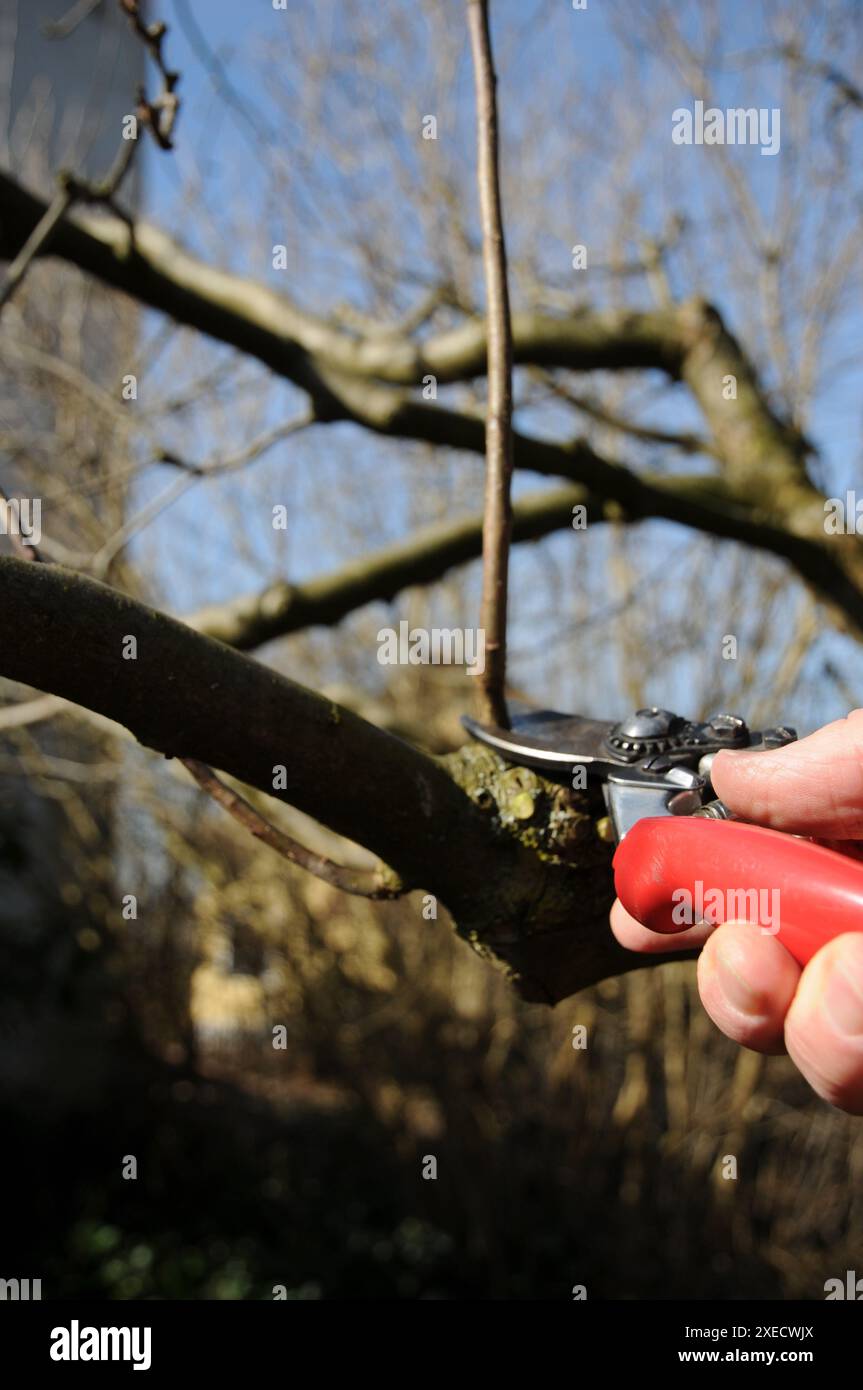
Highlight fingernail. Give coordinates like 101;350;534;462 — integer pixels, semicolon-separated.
714;940;761;1015
824;958;863;1037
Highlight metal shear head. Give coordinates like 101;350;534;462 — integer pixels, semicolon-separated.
462;705;796;842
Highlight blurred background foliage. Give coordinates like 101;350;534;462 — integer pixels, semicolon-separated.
1;0;862;1298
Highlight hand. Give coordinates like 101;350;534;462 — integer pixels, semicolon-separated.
610;711;863;1114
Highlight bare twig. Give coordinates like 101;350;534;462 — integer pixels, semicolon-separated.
119;0;181;150
0;189;73;314
155;408;316;477
89;472;198;579
180;759;406;900
467;0;514;729
0;136;138;317
331;284;458;340
59;136;139;214
533;371;716;457
778;42;863;112
85;410;316;576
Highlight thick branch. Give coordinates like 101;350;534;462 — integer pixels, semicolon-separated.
0;555;460;885
0;554;674;1002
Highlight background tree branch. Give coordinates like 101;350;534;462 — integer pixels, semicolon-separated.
2;169;857;639
183;476;863;651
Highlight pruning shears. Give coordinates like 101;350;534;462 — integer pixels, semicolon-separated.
463;704;863;966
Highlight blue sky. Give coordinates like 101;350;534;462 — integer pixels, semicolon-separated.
119;0;863;732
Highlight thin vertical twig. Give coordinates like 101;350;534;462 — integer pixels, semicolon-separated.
467;0;514;729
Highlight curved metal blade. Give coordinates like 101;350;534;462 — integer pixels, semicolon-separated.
461;708;614;771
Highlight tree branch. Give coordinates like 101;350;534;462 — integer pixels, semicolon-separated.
0;187;73;314
0;174;760;394
118;0;181;151
0;556;456;882
2;172;860;634
180;758;406;899
533;371;716;457
468;0;514;728
0;553;684;1003
0;170;811;495
187;477;862;652
185;485;577;648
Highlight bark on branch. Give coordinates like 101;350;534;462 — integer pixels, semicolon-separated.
0;554;685;1003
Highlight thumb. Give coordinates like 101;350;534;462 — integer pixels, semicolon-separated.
711;710;863;839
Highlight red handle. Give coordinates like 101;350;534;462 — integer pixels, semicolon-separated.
613;818;863;967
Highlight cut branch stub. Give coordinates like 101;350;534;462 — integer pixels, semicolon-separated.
440;741;681;1003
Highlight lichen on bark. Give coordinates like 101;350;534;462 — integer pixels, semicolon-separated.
436;742;627;1003
443;742;604;865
